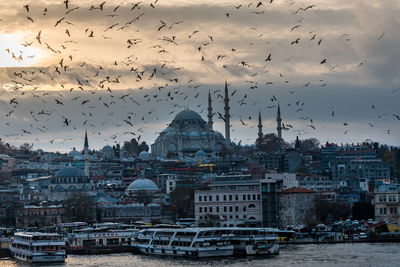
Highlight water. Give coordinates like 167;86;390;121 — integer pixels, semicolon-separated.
2;243;400;267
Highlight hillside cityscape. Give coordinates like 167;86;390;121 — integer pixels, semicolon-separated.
1;85;399;231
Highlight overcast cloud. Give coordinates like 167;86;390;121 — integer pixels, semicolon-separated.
0;0;399;152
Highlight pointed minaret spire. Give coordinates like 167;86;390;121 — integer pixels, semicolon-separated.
276;103;282;139
207;90;213;129
84;130;89;150
224;80;231;144
258;111;263;139
83;130;90;177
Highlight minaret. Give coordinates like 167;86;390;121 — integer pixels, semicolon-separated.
258;111;263;139
207;90;213;130
83;130;89;177
224;81;231;144
276;103;282;139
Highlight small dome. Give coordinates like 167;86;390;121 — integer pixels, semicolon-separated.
213;131;224;139
173;109;203;122
138;151;151;160
55;166;86;177
103;145;113;150
127;178;158;191
201;132;207;136
189;131;200;137
68;148;81;157
195;149;207;157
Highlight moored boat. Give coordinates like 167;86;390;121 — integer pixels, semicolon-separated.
131;228;234;257
9;232;66;263
228;228;279;255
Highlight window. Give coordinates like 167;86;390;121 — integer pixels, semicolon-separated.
216;207;219;212
204;207;207;213
209;195;213;201
216;195;219;201
235;206;239;212
384;207;387;214
229;195;232;201
235;195;238;201
210;207;213;212
223;195;227;201
199;195;202;202
253;194;256;200
243;206;246;212
229;206;233;212
243;194;246;200
224;206;227;212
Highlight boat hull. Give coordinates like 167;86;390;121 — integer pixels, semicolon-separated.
134;244;234;257
11;250;66;263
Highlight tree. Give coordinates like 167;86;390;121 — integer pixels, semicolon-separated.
123;138;149;156
123;138;139;156
256;133;282;152
19;143;33;154
296;138;320;152
138;141;149;153
315;198;351;223
169;186;195;218
63;192;95;223
0;139;11;154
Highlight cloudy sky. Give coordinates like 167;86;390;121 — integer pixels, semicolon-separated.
0;0;399;152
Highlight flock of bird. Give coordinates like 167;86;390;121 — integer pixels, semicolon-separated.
0;0;398;150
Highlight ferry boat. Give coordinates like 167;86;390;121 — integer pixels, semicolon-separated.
228;228;279;255
66;227;138;254
9;232;66;263
131;228;234;257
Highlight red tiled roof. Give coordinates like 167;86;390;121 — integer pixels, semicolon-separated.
281;187;315;193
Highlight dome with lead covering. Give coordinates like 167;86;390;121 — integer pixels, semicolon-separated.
127;178;158;191
138;151;151;160
173;109;203;122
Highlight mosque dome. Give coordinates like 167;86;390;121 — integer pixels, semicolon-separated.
55;166;86;177
173;109;203;122
68;148;81;157
102;145;113;151
195;149;207;158
127;178;158;191
213;131;224;139
138;151;151;160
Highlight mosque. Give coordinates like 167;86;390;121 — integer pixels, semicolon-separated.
151;81;284;159
151;82;232;159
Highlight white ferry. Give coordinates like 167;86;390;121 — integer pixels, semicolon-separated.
9;232;66;263
131;228;234;257
228;228;279;255
67;227;138;249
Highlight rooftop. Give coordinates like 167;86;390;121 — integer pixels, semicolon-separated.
281;187;315;193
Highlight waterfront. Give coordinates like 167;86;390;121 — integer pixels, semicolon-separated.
1;243;400;267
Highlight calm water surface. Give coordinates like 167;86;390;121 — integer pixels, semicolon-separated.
2;243;400;267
